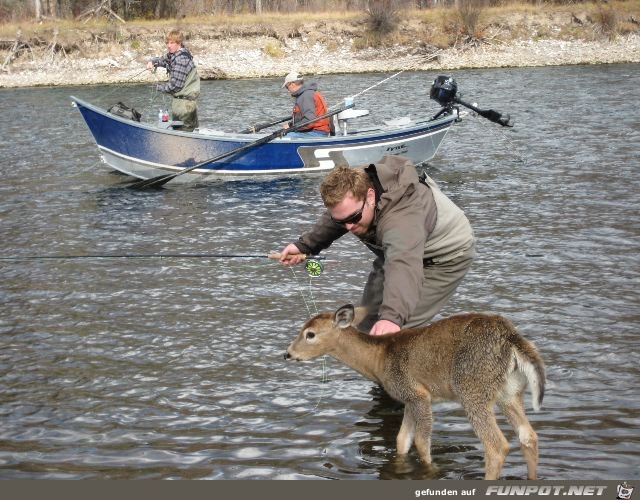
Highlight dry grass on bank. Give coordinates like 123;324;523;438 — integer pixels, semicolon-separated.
0;11;362;40
1;1;638;64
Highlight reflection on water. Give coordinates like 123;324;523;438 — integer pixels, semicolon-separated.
0;64;639;479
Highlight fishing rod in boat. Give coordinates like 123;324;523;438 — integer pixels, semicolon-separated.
429;75;514;127
238;54;444;135
240;69;409;135
341;52;443;103
348;69;407;101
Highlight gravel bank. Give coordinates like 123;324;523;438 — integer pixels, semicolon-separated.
1;32;638;89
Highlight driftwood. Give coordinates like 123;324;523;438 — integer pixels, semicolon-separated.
47;29;68;63
76;0;126;24
1;27;77;72
1;39;20;70
1;31;34;71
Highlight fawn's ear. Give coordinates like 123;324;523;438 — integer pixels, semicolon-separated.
334;304;355;329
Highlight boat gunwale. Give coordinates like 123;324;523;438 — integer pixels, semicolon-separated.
70;95;456;145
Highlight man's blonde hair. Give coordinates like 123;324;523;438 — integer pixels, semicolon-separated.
166;30;184;45
320;166;371;207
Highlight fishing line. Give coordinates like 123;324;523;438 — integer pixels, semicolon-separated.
283;262;332;419
468;110;529;166
92;67;168;123
96;67;153;102
147;68;172;111
250;260;331;430
287;265;319;318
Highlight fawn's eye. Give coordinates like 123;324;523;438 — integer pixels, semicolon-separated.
306;331;316;340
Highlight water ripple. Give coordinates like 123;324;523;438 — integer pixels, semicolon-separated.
1;65;639;479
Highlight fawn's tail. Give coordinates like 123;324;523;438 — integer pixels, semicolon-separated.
513;336;546;411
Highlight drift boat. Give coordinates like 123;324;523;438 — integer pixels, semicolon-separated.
71;95;457;182
72;75;513;184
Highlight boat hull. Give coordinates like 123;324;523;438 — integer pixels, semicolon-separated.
72;96;456;181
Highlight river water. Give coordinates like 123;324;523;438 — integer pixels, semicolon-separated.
0;64;638;480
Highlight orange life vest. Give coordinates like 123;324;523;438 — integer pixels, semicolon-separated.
293;91;330;133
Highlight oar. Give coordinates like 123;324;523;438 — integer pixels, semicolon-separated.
129;103;354;189
238;115;292;134
454;97;514;127
0;252;321;262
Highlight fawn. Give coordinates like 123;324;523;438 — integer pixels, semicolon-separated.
284;304;545;479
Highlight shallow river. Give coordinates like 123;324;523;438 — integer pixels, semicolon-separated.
0;64;638;479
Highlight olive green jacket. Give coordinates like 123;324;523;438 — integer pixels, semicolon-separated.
294;155;474;326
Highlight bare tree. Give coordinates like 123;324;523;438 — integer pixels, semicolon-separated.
35;0;42;19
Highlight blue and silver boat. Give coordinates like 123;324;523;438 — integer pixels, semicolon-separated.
71;96;457;182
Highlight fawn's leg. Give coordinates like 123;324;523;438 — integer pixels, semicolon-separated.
405;394;433;464
499;393;538;479
397;408;416;455
464;402;510;480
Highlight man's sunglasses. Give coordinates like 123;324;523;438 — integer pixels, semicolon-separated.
330;199;366;226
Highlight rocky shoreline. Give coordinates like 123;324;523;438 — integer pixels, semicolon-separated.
1;24;638;89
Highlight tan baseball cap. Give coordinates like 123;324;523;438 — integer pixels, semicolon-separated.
282;71;303;88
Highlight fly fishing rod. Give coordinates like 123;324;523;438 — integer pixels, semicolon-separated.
0;252;327;276
0;252;323;261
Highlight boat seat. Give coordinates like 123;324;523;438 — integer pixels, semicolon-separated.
337;108;370;136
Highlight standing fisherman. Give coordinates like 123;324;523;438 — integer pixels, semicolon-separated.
147;29;200;132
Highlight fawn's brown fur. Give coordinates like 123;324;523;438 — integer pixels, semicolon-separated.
285;304;545;479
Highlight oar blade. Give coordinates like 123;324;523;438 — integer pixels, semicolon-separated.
128;173;178;189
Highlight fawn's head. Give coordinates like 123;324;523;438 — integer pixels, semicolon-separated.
284;304;359;361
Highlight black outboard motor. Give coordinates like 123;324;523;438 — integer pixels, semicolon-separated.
430;74;514;127
430;75;458;107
